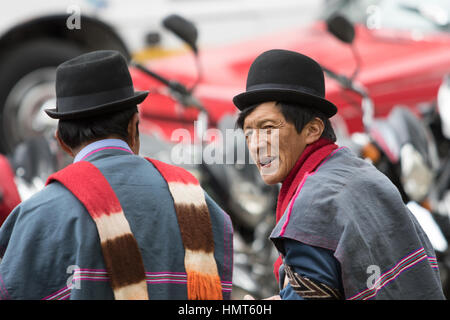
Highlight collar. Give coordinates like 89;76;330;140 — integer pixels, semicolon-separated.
73;139;133;163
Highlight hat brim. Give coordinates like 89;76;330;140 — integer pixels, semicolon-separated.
45;91;149;120
233;88;337;118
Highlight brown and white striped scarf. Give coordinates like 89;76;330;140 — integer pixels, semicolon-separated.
46;157;223;300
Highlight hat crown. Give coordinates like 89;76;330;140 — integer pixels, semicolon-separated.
45;50;148;120
246;49;325;98
56;50;132;98
232;49;337;117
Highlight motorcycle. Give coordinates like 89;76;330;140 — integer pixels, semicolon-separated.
325;14;450;297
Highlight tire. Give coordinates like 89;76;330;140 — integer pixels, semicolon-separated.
0;38;84;153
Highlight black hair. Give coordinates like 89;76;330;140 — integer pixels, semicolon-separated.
57;105;138;149
235;102;336;142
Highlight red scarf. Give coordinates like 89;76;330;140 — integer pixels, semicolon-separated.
274;138;338;282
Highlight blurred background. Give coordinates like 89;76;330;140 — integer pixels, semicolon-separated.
1;0;450;299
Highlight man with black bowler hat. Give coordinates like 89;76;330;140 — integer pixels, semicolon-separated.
0;50;233;300
234;49;444;300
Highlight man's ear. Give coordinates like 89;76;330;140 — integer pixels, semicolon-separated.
127;112;140;154
304;117;325;145
55;130;74;157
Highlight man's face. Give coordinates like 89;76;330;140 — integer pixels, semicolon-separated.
242;101;308;185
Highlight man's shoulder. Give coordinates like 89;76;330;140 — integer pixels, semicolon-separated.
291;147;400;216
311;147;392;190
300;147;405;223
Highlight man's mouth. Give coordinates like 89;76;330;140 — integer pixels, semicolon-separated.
259;156;277;168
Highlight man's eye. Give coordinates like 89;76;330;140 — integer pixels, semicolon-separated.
261;126;274;134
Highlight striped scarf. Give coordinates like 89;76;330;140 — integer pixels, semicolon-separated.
46;157;223;300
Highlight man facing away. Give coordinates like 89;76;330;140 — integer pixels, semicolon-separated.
233;49;444;300
0;50;233;300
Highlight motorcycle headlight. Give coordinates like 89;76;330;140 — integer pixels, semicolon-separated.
438;74;450;140
400;143;433;202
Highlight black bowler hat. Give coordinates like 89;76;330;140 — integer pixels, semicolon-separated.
45;50;148;120
233;49;337;118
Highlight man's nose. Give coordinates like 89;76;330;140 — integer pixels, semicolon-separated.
247;130;269;158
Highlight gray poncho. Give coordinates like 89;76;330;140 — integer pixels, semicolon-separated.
271;147;444;299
